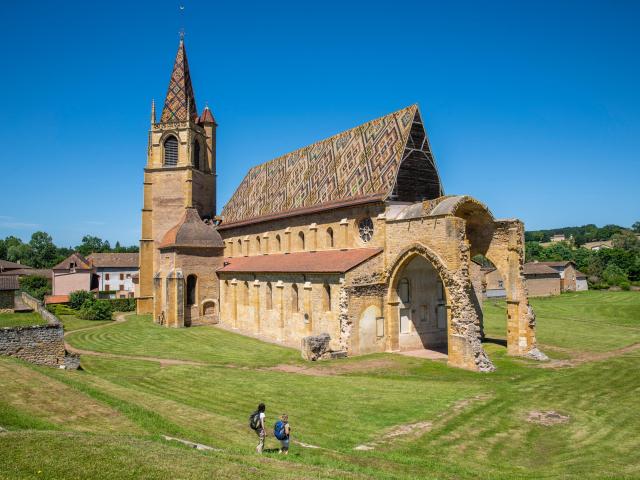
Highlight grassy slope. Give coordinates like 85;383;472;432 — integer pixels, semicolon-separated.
1;291;639;479
58;314;113;332
0;312;46;328
484;291;640;352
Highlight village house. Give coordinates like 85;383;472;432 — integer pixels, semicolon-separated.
523;263;562;297
136;38;547;371
532;261;587;292
51;252;139;299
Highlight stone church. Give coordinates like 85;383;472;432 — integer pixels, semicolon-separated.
137;39;546;372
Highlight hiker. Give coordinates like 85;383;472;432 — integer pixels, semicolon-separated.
249;403;267;453
274;414;291;454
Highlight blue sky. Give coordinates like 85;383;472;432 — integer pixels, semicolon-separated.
1;0;638;247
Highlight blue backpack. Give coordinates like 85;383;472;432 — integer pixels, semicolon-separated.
274;420;287;440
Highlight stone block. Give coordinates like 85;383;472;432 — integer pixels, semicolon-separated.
301;333;331;361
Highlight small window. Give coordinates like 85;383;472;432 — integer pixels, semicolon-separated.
398;278;410;304
420;305;428;322
120;273;124;281
498;280;504;288
105;284;110;291
186;275;197;306
298;232;305;251
126;274;131;279
275;234;281;252
164;136;178;166
237;239;242;256
292;284;299;312
256;236;261;255
105;273;110;280
119;284;124;291
266;282;273;310
323;283;331;311
192;140;200;170
69;262;76;269
326;227;334;248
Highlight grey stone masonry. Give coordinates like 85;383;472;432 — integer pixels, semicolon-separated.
0;292;80;368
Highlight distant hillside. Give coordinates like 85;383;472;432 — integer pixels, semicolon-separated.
525;224;630;246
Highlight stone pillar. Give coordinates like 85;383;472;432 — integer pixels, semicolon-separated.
386;299;400;351
487;220;546;360
303;281;313;335
165;269;184;328
339;218;349;249
153;273;163;325
231;279;238;329
253;280;261;333
309;224;318;252
276;281;285;341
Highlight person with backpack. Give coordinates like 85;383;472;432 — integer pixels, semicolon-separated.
249;403;267;453
274;414;290;454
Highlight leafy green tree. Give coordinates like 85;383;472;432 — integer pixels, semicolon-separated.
611;231;640;253
602;264;628;286
632;221;640;233
28;231;58;268
0;239;6;260
78;299;112;321
7;242;32;265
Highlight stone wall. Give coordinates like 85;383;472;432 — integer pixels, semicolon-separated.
0;292;79;368
525;275;561;297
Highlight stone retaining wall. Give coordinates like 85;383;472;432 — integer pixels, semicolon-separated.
0;292;79;368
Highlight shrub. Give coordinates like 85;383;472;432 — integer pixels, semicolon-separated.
19;275;51;301
620;281;631;291
78;299;113;321
106;298;136;312
69;290;95;310
602;264;628;286
47;304;76;316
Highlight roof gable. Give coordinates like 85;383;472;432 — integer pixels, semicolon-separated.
221;105;442;225
52;252;92;271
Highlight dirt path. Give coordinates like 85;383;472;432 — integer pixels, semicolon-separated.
538;342;640;368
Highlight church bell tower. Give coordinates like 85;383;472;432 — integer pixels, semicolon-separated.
137;37;217;314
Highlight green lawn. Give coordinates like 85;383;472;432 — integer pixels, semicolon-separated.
0;311;46;328
1;291;639;479
484;290;640;352
58;314;113;332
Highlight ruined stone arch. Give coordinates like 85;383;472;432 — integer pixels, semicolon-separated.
385;242;494;372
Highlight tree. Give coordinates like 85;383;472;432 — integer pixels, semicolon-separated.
633;221;640;233
0;239;6;260
602;264;628;286
29;231;58;268
7;242;32;265
76;235;109;256
611;231;640;253
68;290;95;310
19;275;51;301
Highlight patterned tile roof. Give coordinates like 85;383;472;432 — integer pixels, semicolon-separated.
221;105;442;224
218;248;383;274
160;39;197;122
0;275;19;291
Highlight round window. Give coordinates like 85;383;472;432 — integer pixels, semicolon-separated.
358;218;374;242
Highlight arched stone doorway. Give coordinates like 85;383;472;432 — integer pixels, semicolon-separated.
392;255;447;352
386;243;495;372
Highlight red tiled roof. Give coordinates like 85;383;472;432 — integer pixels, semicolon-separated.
52;253;93;271
45;295;69;305
87;253;139;268
535;261;573;268
218;248;383;274
0;259;32;271
523;263;561;276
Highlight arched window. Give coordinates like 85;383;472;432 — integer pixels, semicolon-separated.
224;280;229;303
326;227;334;248
164;136;178;166
323;283;331;311
192;140;200;170
275;234;281;252
256;236;261;255
266;282;273;310
244;281;250;306
398;278;410;304
186;274;197;306
237;239;242;256
298;232;305;251
291;284;299;312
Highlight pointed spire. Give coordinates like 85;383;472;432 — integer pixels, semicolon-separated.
199;104;216;125
150;99;156;124
160;38;198;122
